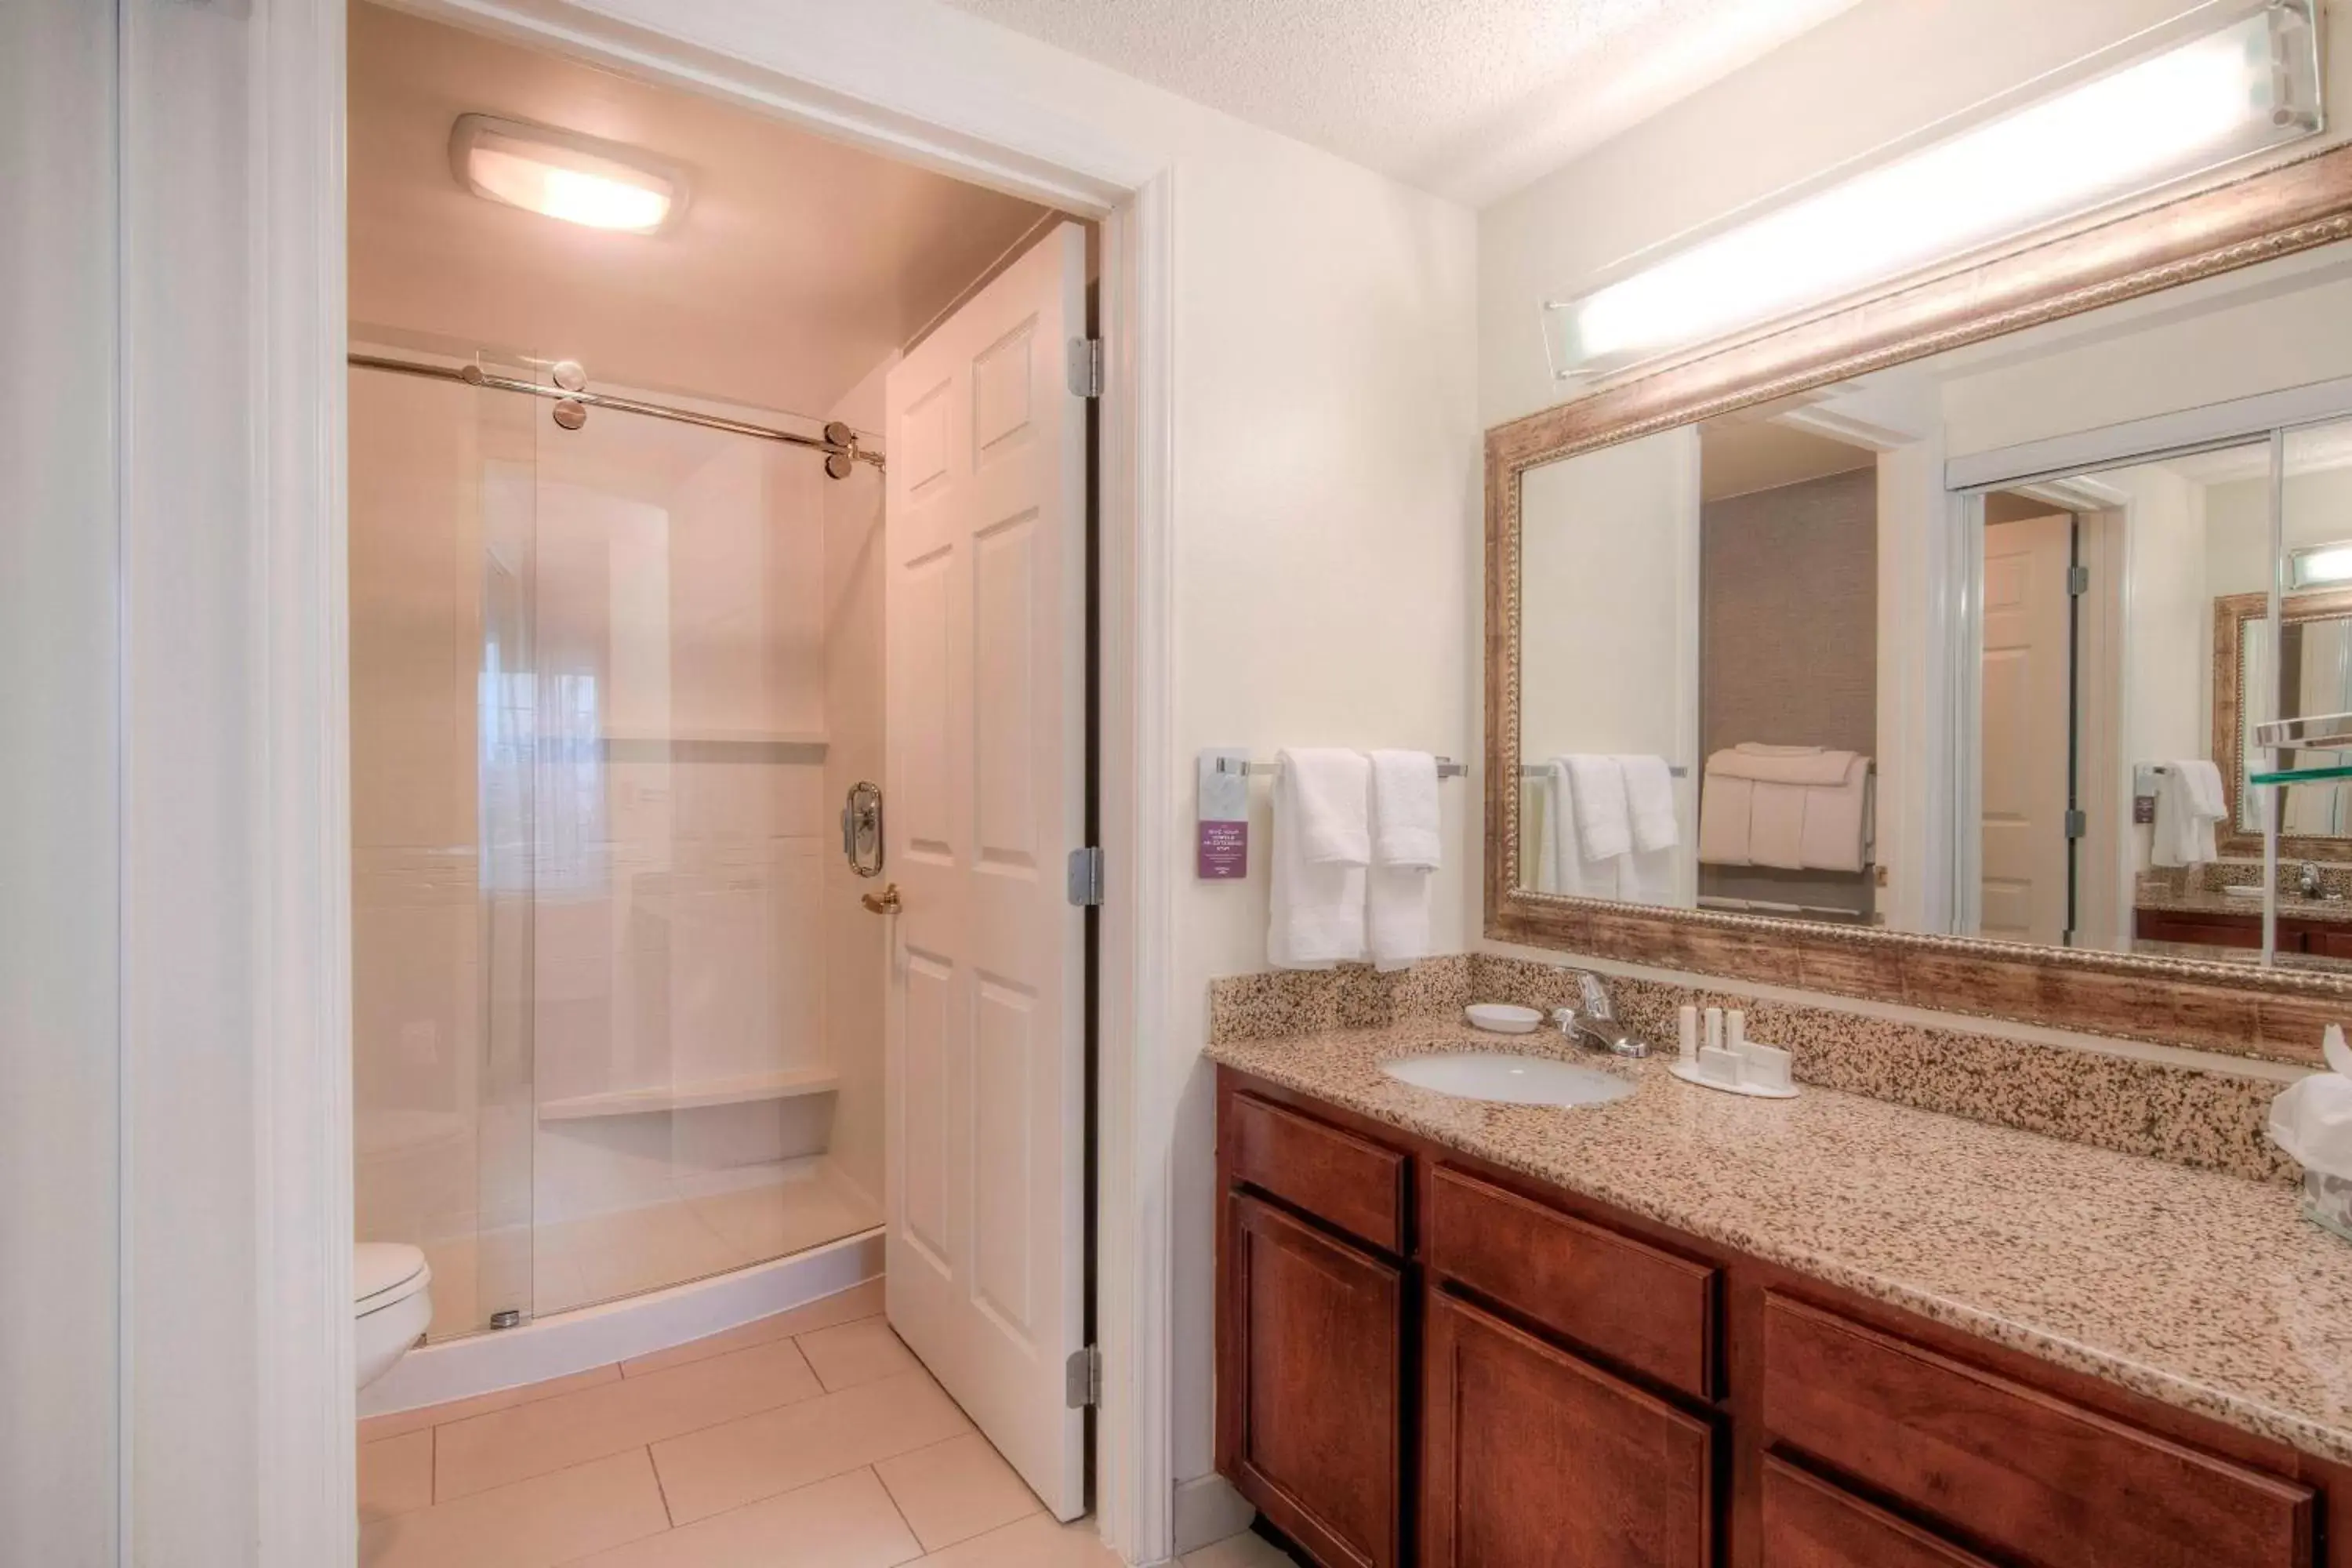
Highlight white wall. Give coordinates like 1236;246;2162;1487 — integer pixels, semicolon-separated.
1517;427;1700;899
1481;0;2352;430
1;2;120;1560
2108;466;2210;882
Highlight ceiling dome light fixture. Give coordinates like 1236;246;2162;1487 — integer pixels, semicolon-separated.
450;114;688;234
1544;1;2324;382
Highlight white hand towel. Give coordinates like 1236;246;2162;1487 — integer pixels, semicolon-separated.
1268;748;1369;969
1795;753;1872;873
2179;758;2227;820
1367;750;1442;869
1367;750;1439;971
1545;757;1617;898
1566;755;1632;861
1615;754;1679;852
2152;758;2224;869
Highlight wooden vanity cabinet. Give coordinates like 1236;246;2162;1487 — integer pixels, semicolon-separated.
1216;1065;2339;1568
1218;1091;1411;1568
1422;1290;1714;1568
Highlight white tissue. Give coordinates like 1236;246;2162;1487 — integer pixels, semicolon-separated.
2269;1025;2352;1176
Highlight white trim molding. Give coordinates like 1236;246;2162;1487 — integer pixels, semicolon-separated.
1093;166;1178;1566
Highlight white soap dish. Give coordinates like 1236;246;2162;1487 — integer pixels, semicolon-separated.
1465;1003;1544;1035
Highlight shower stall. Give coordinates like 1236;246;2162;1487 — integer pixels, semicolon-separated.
350;350;885;1341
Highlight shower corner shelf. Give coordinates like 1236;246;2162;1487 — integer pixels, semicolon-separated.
537;1066;841;1122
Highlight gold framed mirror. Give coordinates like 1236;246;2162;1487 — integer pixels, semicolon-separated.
1486;143;2352;1064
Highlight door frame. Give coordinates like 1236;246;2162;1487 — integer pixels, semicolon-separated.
200;1;1178;1561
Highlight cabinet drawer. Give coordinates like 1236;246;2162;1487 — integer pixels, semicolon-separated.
1762;1294;2314;1568
1762;1457;1994;1568
1423;1289;1712;1568
1426;1165;1716;1399
1225;1091;1407;1252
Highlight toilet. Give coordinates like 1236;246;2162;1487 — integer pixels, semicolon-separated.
355;1243;434;1392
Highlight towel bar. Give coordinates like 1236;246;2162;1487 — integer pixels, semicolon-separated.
1520;764;1690;779
1215;755;1468;778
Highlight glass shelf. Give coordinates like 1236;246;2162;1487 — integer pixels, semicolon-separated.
2249;763;2352;786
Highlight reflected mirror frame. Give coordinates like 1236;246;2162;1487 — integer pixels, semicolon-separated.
1485;142;2352;1064
2217;586;2352;856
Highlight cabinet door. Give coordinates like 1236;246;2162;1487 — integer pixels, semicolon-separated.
1762;1457;1995;1568
1422;1289;1712;1568
1220;1189;1404;1568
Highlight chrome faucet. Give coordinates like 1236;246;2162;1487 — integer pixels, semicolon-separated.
2300;861;2325;899
1553;971;1649;1058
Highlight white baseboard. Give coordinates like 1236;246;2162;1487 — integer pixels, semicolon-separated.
1171;1472;1254;1557
358;1229;883;1417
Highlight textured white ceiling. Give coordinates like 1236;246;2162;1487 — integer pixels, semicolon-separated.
936;0;1869;205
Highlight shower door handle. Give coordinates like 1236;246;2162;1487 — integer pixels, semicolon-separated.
840;781;884;877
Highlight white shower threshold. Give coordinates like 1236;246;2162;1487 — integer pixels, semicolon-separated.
358;1227;884;1418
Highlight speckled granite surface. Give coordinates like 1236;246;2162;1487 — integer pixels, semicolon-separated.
1213;956;2303;1183
1205;1015;2352;1466
2134;883;2352;924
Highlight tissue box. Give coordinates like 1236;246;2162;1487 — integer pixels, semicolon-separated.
2305;1170;2352;1245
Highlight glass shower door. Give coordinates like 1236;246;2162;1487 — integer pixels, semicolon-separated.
524;388;877;1315
473;356;540;1330
348;350;538;1341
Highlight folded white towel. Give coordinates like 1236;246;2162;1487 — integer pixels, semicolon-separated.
1566;755;1632;861
1749;782;1809;870
1544;757;1617;898
1367;750;1442;869
1269;748;1369;969
1697;764;1754;867
1709;746;1857;786
1621;847;1676;904
1615;754;1679;853
2152;757;2225;869
2178;758;2227;819
1367;750;1439;971
1795;753;1871;873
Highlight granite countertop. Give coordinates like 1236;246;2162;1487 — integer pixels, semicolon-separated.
1207;1017;2352;1467
2136;883;2352;924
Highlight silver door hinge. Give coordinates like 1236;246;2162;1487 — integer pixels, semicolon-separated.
1067;847;1105;907
1067;338;1103;398
2067;564;2091;595
1065;1345;1101;1409
2064;808;2088;839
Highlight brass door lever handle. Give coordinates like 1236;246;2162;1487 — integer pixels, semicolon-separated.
861;883;902;915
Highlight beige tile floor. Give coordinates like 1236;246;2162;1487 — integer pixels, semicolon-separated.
358;1279;1293;1568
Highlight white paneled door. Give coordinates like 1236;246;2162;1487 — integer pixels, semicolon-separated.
1980;510;2074;946
883;221;1089;1519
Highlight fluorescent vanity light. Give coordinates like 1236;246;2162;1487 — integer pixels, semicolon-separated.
450;114;688;234
1544;3;2322;380
2291;540;2352;589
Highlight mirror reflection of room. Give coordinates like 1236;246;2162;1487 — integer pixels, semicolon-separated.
1515;238;2352;968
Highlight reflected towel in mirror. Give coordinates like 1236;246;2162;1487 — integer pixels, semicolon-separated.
2151;757;2225;868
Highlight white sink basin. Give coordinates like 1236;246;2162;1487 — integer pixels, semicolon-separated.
1381;1052;1634;1108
